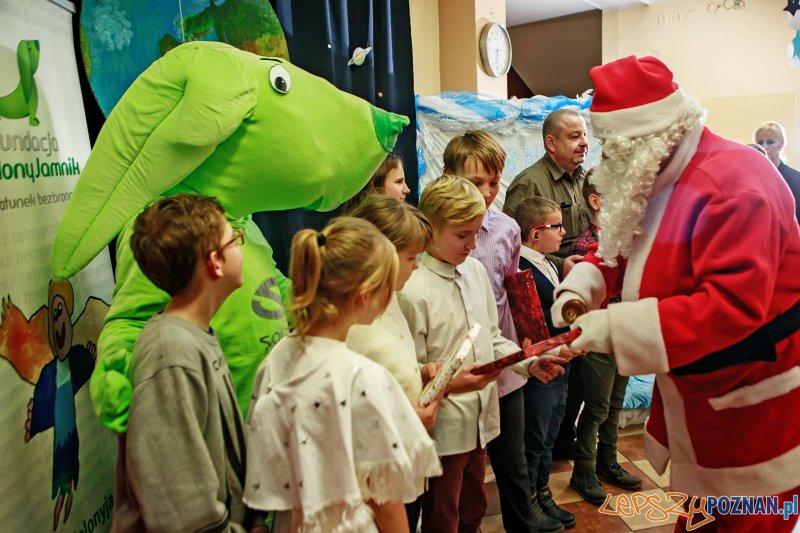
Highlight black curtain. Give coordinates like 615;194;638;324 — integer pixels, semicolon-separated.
256;0;417;272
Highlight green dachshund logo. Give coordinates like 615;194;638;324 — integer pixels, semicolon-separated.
0;40;40;126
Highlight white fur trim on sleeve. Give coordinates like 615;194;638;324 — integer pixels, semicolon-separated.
608;298;669;376
551;261;607;327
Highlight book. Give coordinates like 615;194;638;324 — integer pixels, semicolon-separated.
470;329;580;375
418;323;481;406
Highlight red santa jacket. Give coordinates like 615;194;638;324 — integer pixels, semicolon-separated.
560;127;800;498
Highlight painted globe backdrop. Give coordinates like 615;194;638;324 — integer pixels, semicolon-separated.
80;0;289;116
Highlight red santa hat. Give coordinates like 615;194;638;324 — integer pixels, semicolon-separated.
589;56;698;139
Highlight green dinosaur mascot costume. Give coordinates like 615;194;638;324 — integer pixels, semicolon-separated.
51;42;408;433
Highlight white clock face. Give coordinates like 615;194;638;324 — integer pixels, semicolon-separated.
480;23;511;77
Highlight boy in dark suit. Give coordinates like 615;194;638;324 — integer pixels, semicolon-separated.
514;196;582;532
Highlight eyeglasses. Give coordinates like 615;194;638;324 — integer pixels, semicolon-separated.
533;224;564;231
217;229;245;253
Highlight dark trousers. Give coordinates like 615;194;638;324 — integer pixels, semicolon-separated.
486;388;538;533
405;496;422;533
523;363;569;492
553;356;583;456
422;446;487;533
573;352;629;472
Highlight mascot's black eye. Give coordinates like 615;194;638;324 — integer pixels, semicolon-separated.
269;64;291;94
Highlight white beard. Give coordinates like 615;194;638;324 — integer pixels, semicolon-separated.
591;97;706;268
593;139;666;267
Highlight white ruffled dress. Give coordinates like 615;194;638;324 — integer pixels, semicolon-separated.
244;336;442;533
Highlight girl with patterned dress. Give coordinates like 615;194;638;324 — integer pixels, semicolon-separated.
244;217;441;533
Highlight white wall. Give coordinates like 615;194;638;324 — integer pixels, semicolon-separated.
603;0;800;162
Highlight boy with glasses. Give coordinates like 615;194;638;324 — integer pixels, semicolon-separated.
113;194;256;532
514;196;583;532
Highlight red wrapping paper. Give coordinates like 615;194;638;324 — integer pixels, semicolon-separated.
504;269;550;345
471;329;581;375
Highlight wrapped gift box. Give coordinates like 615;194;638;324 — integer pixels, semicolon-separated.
504;269;550;345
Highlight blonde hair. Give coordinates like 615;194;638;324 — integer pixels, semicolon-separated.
419;175;486;229
513;196;560;238
442;130;505;177
349;194;432;252
340;153;404;213
753;121;786;145
289;217;398;337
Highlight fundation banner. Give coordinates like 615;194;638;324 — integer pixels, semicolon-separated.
0;1;116;531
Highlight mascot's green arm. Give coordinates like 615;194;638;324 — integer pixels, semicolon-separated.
92;219;170;433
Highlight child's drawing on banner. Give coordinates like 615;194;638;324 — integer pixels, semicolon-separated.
3;280;109;530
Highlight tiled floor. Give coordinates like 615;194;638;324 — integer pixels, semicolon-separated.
480;424;677;532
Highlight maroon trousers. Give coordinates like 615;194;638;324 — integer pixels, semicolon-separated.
421;446;487;533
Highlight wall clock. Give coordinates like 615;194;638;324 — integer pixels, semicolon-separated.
479;22;512;77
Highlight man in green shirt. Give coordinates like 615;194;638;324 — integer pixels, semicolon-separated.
503;109;591;271
503;108;592;465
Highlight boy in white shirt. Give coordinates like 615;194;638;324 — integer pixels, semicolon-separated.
443;129;537;533
398;176;565;533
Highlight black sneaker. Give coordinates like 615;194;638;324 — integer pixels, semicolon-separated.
569;470;608;505
538;486;576;529
597;462;643;490
530;493;565;532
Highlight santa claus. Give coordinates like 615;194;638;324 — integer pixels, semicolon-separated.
554;56;800;532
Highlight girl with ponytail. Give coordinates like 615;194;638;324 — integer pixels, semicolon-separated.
244;217;441;533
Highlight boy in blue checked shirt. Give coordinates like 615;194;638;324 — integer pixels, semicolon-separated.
567;174;643;505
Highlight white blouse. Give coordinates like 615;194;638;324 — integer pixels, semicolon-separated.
244;336;441;533
346;294;422;402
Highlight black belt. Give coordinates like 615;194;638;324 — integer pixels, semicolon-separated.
672;300;800;376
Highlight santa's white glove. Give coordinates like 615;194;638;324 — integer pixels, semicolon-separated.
570;309;612;354
551;290;583;328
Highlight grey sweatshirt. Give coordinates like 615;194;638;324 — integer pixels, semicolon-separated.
112;314;247;533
